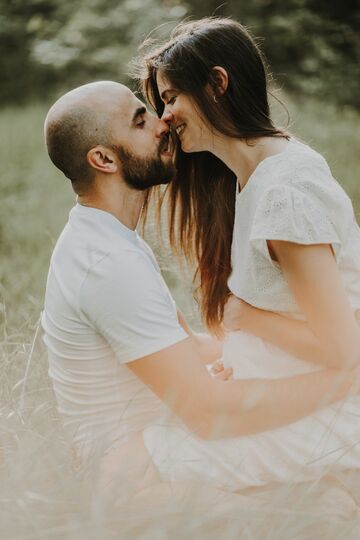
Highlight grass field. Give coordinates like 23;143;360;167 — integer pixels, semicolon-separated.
1;98;360;538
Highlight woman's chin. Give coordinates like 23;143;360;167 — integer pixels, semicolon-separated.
180;141;202;153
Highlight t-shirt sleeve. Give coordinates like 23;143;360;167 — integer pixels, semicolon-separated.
249;178;352;260
78;249;188;363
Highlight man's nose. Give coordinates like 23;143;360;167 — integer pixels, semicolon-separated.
156;116;171;137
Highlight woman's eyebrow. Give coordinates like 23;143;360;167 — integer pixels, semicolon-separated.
160;89;175;100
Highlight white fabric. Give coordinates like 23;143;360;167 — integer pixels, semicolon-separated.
228;138;360;313
144;139;360;490
42;204;187;457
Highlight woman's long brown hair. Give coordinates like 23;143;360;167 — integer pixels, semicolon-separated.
137;18;287;333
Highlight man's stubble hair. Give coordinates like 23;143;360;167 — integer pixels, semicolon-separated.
46;106;111;195
114;144;175;191
46;105;174;194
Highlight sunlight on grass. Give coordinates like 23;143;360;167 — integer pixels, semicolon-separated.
1;100;360;538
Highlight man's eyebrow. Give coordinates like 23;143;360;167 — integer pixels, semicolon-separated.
131;106;146;124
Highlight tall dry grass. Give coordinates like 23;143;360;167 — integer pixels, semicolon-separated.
1;98;360;538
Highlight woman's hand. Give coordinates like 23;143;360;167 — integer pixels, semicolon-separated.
209;359;233;381
223;294;257;332
192;333;233;379
192;332;223;365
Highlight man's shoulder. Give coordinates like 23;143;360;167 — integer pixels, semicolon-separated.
87;243;155;277
52;209;152;272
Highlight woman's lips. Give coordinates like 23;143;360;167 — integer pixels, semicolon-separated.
175;124;185;137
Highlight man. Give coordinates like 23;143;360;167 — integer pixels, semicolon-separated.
42;81;359;491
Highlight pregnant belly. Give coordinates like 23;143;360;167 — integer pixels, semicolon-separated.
222;331;322;380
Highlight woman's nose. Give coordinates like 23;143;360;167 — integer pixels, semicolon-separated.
161;109;174;124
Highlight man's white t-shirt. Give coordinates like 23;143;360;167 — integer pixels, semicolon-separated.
42;204;187;457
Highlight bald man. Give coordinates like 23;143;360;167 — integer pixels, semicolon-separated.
42;82;360;493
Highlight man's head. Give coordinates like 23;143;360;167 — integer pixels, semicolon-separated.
44;81;175;195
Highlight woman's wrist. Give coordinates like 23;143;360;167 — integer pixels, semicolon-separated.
241;306;275;336
223;295;263;333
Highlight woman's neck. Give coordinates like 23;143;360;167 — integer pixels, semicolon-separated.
208;135;289;190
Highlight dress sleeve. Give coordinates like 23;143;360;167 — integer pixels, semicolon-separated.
79;249;188;364
249;180;352;260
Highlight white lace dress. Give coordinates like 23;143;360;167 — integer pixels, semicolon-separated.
143;139;360;491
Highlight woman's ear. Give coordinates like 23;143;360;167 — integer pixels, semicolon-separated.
87;146;118;174
211;66;229;98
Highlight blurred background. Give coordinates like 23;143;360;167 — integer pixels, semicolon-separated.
0;2;360;537
1;0;359;327
1;0;359;108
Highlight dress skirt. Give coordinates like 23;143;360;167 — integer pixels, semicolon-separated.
143;331;360;491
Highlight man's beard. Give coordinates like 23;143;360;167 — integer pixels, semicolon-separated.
114;139;175;191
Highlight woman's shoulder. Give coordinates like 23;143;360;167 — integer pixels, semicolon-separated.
241;138;330;200
263;138;331;181
256;138;350;204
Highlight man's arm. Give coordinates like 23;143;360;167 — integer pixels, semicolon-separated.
128;337;360;440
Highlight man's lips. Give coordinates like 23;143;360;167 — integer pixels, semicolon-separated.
158;133;170;154
159;131;175;155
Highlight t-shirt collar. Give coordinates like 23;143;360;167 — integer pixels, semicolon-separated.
73;203;138;243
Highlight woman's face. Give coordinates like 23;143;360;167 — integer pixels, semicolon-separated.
156;71;213;153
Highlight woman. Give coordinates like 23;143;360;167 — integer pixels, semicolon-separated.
137;17;360;489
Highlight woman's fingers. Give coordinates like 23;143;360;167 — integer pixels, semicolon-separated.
211;359;224;373
214;367;233;381
209;360;233;380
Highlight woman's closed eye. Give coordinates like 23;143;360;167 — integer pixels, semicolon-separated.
136;119;145;128
167;96;177;105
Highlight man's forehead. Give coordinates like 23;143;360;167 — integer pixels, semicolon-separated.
84;85;142;120
118;92;145;122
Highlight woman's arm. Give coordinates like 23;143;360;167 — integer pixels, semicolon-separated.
223;296;348;367
270;241;360;370
226;244;360;369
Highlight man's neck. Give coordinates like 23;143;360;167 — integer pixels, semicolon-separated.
78;182;146;231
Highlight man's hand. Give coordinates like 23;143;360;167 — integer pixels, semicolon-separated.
192;332;223;364
223;294;256;332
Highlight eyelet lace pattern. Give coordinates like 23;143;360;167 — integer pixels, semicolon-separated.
228;139;360;314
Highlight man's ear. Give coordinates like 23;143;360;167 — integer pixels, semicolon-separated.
87;146;118;174
211;66;229;99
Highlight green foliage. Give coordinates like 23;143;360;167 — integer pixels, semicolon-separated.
0;0;62;102
1;0;358;107
0;0;360;108
0;0;186;103
184;0;360;109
